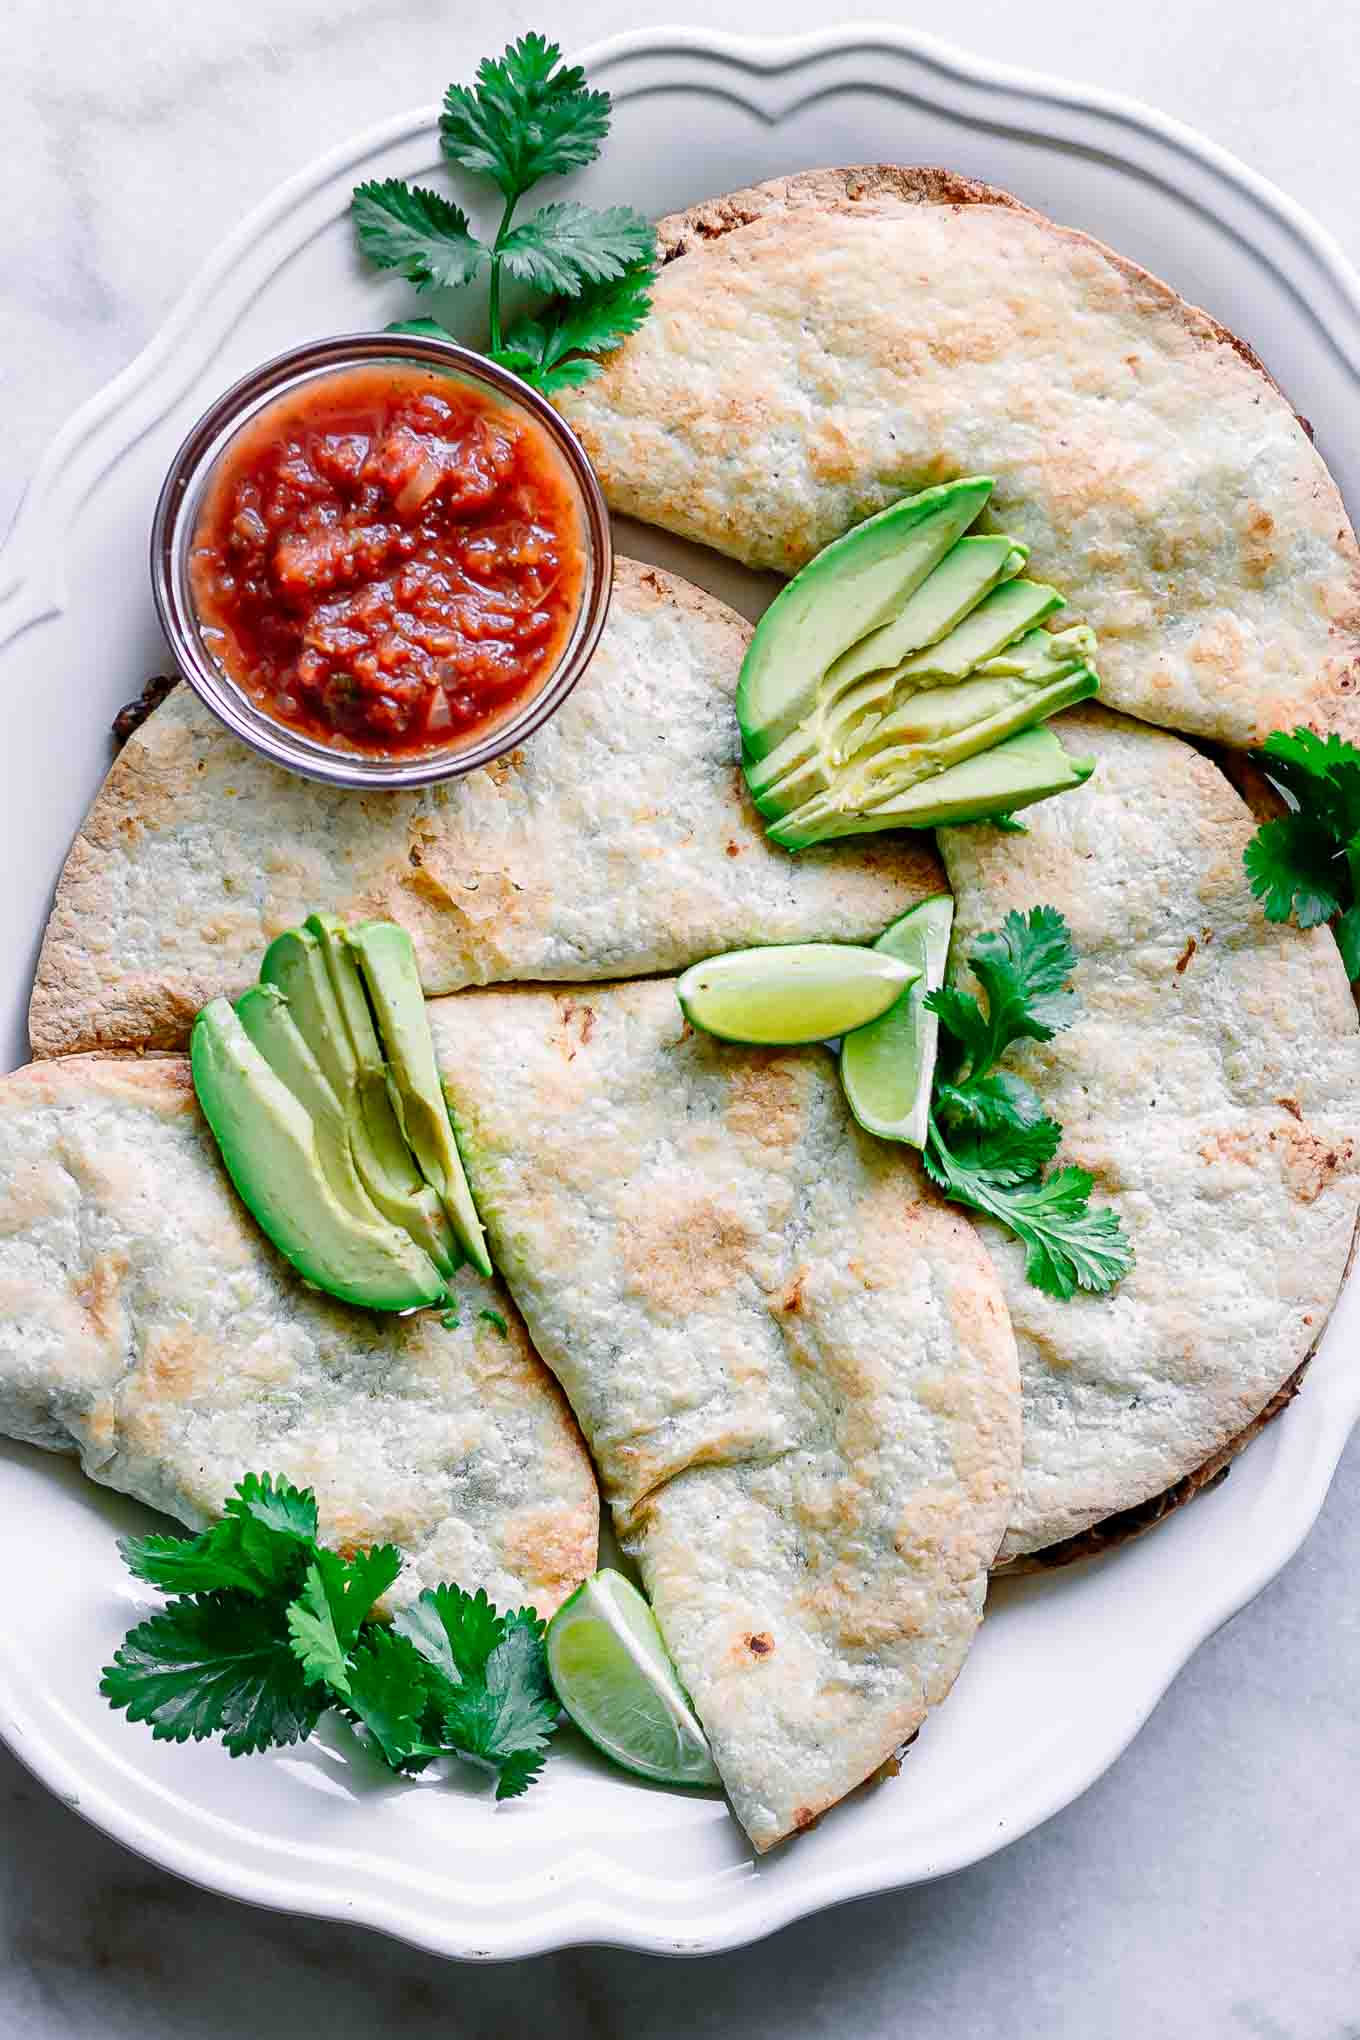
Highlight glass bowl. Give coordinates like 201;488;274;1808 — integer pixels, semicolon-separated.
150;332;613;790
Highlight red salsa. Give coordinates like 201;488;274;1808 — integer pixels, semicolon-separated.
189;364;586;756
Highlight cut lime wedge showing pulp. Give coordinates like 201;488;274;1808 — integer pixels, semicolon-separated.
840;895;955;1148
676;944;916;1046
545;1571;721;1788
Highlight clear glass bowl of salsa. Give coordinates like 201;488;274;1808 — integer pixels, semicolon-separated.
152;334;612;789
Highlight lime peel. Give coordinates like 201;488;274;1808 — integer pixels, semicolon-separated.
676;943;916;1046
545;1570;721;1789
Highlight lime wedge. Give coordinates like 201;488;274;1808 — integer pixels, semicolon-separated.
676;944;916;1046
840;895;955;1148
545;1571;721;1788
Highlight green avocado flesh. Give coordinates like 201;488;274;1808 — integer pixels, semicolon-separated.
260;925;460;1278
348;920;492;1279
840;895;954;1150
740;477;1102;846
789;725;1096;840
736;477;995;762
191;999;447;1313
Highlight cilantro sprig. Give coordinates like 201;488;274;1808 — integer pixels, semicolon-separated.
352;34;656;394
923;907;1133;1300
100;1474;558;1800
1243;727;1360;981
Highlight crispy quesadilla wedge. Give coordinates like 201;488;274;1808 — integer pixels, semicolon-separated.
935;704;1360;1560
29;559;942;1059
559;167;1360;751
0;1055;597;1611
428;979;1021;1850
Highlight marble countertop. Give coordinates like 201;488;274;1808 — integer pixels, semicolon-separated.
5;2;1360;2034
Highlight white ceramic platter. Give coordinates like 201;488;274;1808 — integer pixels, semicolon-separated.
2;24;1359;1964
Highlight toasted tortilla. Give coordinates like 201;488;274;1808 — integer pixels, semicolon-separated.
934;704;1360;1560
29;558;941;1058
0;1054;597;1611
427;979;1020;1850
559;166;1360;751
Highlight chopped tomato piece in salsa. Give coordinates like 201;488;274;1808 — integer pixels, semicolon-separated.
189;364;586;756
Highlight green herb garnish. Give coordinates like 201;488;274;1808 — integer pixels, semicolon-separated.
1243;727;1360;980
479;1307;510;1337
923;907;1133;1299
100;1474;558;1799
352;33;656;393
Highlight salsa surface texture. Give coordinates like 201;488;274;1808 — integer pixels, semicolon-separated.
189;363;586;757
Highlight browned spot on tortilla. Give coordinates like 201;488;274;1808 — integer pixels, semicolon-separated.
725;841;742;857
76;1252;128;1341
1278;1096;1304;1121
1271;1124;1356;1203
621;1191;755;1316
776;1277;803;1316
725;1055;806;1153
1174;936;1197;974
791;1806;819;1832
744;1631;774;1658
1240;501;1279;585
1198;1128;1257;1170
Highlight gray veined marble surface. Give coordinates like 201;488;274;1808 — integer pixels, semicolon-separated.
5;1;1360;2034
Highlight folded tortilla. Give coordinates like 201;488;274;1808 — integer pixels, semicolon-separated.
428;979;1020;1850
0;1054;597;1611
935;704;1360;1560
559;166;1360;751
29;558;941;1059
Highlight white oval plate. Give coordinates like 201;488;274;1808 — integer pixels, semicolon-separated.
1;24;1358;1963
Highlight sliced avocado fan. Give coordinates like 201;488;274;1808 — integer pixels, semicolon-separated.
191;999;447;1313
738;477;1101;846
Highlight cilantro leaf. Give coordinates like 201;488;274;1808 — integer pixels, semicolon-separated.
394;1581;505;1686
479;1307;510;1337
497;202;654;296
352;180;486;293
924;906;1131;1298
440;36;611;200
934;1068;1046;1134
925;1132;1133;1300
101;1594;321;1756
1336;905;1360;981
441;1622;559;1799
345;1628;432;1768
1243;813;1346;928
927;906;1076;1083
1241;727;1360;979
120;1473;318;1599
945;1115;1063;1186
496;260;656;392
386;316;456;341
226;1471;320;1545
286;1546;403;1697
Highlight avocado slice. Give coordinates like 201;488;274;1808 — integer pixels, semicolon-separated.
975;622;1097;682
736;477;994;761
347;920;493;1278
190;998;447;1313
769;665;1099;848
887;578;1066;688
235;983;387;1231
261;925;460;1277
804;725;1097;837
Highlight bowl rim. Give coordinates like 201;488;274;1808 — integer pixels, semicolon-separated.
149;331;614;791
